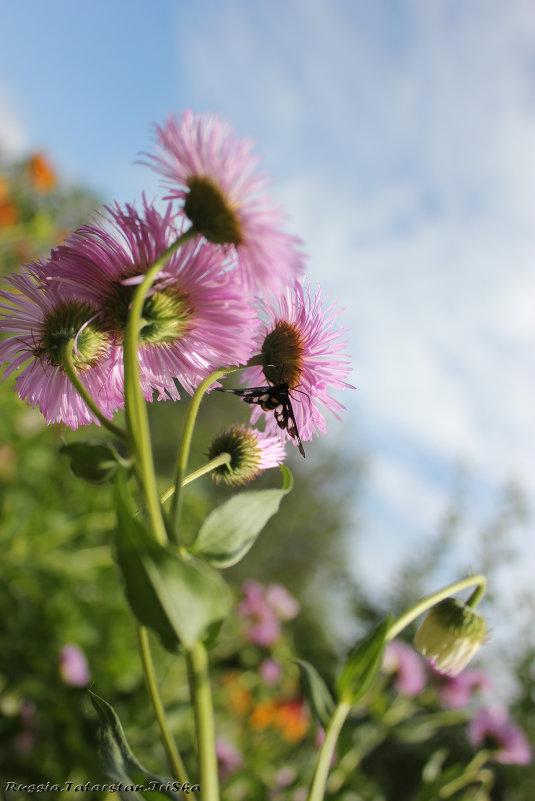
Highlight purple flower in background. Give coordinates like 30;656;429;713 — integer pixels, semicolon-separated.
238;580;300;647
468;707;532;765
437;668;492;709
51;199;259;401
383;641;426;697
242;280;354;450
260;658;283;686
238;580;281;646
215;738;243;780
146;111;304;295
59;644;91;687
265;583;300;621
0;263;122;428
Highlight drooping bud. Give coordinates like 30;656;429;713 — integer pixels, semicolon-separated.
208;424;285;487
414;598;488;677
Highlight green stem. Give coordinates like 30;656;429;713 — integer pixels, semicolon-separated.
61;341;127;439
188;642;219;800
439;750;491;797
307;701;351;801
386;574;487;642
169;366;240;541
160;453;232;505
123;227;197;545
136;626;190;786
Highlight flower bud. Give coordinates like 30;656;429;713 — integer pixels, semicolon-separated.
414;598;487;677
208;424;285;487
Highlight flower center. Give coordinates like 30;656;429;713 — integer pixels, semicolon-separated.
261;322;303;386
184;176;243;245
39;302;109;370
106;283;193;345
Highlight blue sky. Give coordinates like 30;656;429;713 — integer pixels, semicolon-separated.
1;1;534;657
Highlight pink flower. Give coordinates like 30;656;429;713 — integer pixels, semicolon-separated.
0;262;122;428
468;707;532;765
59;644;91;686
51;199;259;400
241;280;354;450
215;738;243;780
146;111;304;295
265;584;300;621
238;580;300;647
436;668;492;709
238;580;281;646
383;641;426;697
259;658;283;686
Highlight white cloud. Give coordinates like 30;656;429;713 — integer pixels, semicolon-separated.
0;84;29;158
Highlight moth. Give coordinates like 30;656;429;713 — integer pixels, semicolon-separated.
216;383;306;458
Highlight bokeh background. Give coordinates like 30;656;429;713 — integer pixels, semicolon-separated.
0;1;533;799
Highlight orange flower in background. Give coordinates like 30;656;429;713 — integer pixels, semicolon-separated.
0;174;10;200
250;700;278;731
27;153;57;193
221;672;253;717
274;700;309;743
0;198;18;228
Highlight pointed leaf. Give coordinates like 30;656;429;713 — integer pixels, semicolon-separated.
337;617;390;704
192;466;293;567
89;691;182;798
292;659;336;728
61;441;129;484
114;479;231;650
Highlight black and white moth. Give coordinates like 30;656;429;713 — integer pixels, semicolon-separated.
216;383;306;458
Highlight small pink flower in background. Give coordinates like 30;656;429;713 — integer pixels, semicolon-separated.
275;766;297;788
59;644;91;687
0;263;122;429
437;668;492;709
238;580;281;646
242;280;354;451
468;706;532;765
383;641;426;697
146;111;304;295
238;580;300;647
265;584;300;621
260;658;283;686
51;199;259;401
215;738;243;780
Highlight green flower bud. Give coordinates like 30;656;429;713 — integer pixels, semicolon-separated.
413;598;488;677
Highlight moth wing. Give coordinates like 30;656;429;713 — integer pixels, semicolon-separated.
274;396;306;458
215;386;272;405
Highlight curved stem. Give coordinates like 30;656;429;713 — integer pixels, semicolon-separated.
169;366;240;540
306;701;351;801
160;453;232;505
123;227;197;545
61;341;127;439
136;625;189;785
386;574;487;642
188;642;219;801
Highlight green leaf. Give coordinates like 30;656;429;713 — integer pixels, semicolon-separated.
114;479;231;650
89;691;183;798
292;659;335;729
337;617;391;704
191;466;293;568
61;441;129;484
